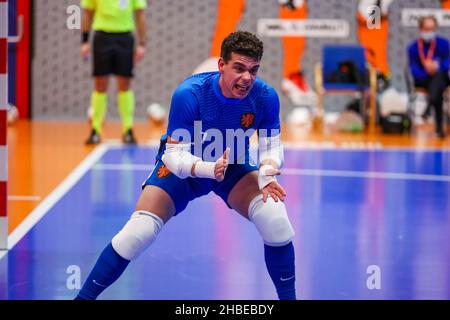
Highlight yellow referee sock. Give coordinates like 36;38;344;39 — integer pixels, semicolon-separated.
118;90;135;133
91;91;107;135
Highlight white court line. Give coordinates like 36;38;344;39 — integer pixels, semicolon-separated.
107;139;160;148
282;142;450;152
8;195;41;201
141;139;450;152
0;144;110;261
93;163;153;171
93;163;450;183
282;168;450;182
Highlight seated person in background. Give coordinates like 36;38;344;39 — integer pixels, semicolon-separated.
408;15;449;138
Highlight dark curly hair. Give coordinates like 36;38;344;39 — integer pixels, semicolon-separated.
220;31;264;63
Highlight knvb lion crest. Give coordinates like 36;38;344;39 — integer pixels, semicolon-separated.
157;165;171;178
240;112;255;129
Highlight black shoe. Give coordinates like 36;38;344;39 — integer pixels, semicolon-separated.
421;106;431;121
122;129;137;144
437;130;446;139
85;129;101;145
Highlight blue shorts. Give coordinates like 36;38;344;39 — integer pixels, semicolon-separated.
142;136;258;215
142;161;258;215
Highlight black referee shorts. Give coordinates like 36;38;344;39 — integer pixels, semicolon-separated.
92;31;134;77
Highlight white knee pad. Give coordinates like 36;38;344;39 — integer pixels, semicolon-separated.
248;194;295;247
111;210;164;261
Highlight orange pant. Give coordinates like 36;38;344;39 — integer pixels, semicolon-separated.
356;11;390;77
441;0;450;9
210;0;307;78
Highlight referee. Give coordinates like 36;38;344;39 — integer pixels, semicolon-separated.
81;0;147;144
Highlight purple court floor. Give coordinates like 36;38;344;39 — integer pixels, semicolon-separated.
1;145;449;300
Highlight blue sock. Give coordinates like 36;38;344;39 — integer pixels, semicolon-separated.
264;242;296;300
76;243;130;300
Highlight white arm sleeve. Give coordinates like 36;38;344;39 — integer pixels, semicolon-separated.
258;134;284;169
161;143;217;179
161;143;201;179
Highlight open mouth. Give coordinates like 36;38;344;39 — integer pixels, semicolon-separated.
234;83;250;94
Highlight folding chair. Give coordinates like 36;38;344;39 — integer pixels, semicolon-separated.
314;44;377;133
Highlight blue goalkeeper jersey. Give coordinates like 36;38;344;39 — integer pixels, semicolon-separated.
166;72;280;164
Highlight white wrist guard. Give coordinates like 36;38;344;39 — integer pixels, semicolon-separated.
258;134;284;168
258;164;277;190
193;161;216;179
161;143;200;179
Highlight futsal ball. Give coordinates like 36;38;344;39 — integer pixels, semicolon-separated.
147;103;167;123
379;87;408;117
7;104;18;125
286;107;312;126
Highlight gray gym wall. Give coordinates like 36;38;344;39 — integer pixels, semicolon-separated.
31;0;450;120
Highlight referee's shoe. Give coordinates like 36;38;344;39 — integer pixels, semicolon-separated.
122;129;137;144
85;129;101;145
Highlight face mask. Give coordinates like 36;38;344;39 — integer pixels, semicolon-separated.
421;31;436;42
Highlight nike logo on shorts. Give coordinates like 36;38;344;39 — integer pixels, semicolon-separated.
92;279;107;287
280;275;295;282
